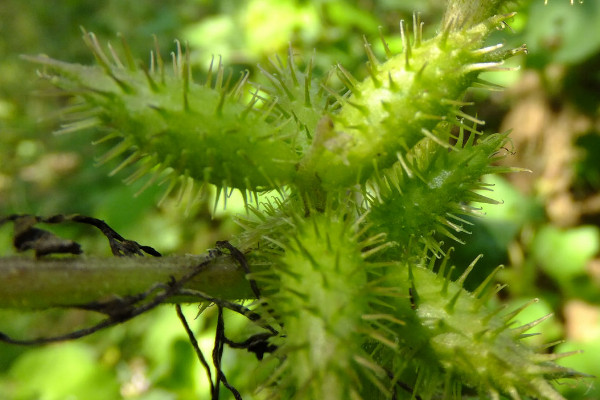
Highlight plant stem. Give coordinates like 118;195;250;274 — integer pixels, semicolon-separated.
0;254;254;309
442;0;508;29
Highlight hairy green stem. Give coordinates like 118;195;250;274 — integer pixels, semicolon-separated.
0;255;253;309
443;0;509;29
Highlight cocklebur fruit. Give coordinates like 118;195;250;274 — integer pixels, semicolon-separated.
23;2;586;398
366;131;521;256
367;255;583;400
297;13;526;192
26;32;301;201
257;46;333;154
257;209;386;399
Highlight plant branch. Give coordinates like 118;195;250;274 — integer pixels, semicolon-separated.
442;0;510;29
0;254;255;310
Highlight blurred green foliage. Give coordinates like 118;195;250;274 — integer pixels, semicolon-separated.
1;0;600;399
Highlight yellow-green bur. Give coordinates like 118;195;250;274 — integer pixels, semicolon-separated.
370;262;581;400
265;214;372;399
367;132;515;255
298;14;521;191
28;39;300;193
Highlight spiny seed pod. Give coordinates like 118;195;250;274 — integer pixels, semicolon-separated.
27;31;301;201
366;131;522;256
367;256;583;400
297;13;526;191
258;211;385;400
257;46;334;154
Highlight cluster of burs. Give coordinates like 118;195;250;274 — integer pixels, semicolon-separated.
30;2;582;399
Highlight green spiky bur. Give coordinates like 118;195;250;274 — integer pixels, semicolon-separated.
367;132;520;255
258;48;332;152
369;260;581;400
27;15;523;199
28;34;300;194
298;13;523;191
262;212;374;399
23;3;586;399
244;207;581;399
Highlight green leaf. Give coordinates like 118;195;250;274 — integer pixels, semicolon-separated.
532;225;600;282
526;0;600;65
8;342;119;400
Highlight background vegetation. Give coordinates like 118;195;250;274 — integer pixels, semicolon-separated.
0;0;599;398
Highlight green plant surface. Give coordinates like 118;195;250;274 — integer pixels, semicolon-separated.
6;341;120;400
1;1;600;399
526;0;600;66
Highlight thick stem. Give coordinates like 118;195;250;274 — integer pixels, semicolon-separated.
442;0;508;29
0;254;254;309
